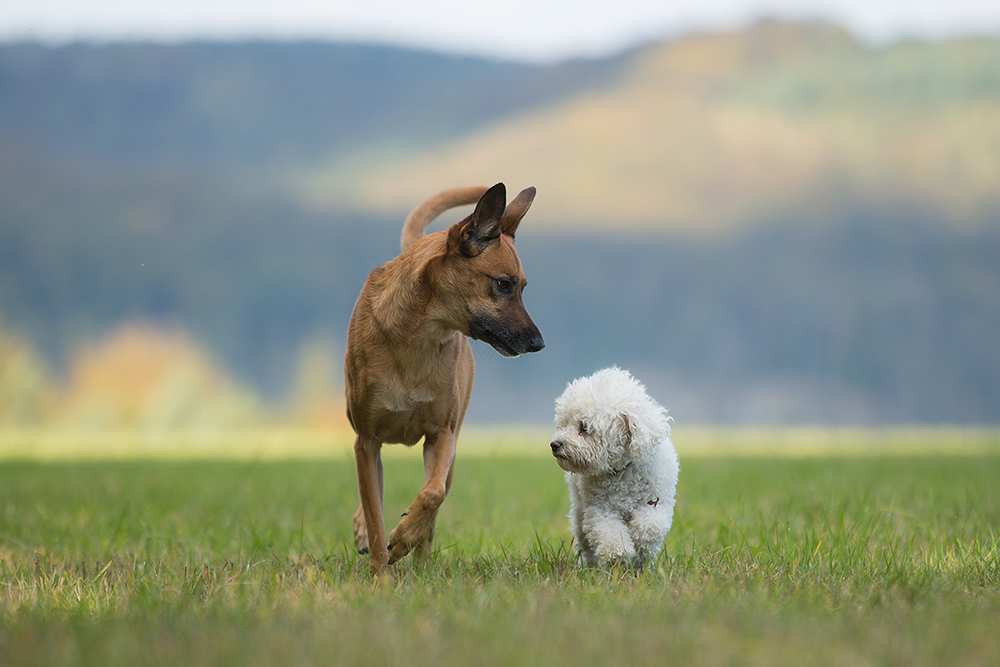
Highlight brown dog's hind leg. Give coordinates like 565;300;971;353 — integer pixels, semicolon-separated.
352;503;369;554
387;429;456;564
354;435;389;576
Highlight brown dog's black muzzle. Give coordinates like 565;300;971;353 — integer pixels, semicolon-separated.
519;317;545;354
469;314;544;358
525;328;545;354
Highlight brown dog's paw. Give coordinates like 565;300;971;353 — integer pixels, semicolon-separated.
386;529;417;564
385;541;409;564
386;511;433;564
353;506;370;554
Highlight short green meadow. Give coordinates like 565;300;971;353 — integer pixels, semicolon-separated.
1;429;998;666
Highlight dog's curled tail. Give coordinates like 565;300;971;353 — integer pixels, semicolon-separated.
401;186;489;252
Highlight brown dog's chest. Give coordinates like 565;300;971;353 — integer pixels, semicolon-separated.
369;383;450;445
373;406;438;446
347;335;474;446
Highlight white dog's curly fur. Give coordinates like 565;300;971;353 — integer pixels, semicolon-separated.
550;367;679;568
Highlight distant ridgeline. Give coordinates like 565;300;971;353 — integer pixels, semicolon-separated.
1;21;998;424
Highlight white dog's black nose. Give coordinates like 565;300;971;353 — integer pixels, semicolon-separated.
550;441;564;455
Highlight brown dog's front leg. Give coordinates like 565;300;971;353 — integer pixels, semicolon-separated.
387;429;456;564
354;435;389;577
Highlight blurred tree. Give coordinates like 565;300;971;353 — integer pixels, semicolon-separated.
58;323;260;430
0;319;51;425
288;338;347;429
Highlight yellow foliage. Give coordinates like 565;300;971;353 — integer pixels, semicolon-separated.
0;323;51;425
288;338;349;430
58;323;260;430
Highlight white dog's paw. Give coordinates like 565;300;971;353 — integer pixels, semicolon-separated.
587;520;637;565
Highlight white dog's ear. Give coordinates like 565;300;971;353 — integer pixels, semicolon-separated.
620;410;668;463
618;413;632;443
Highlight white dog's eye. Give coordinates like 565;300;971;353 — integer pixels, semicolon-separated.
578;421;588;436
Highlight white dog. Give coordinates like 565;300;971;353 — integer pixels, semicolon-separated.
550;367;679;568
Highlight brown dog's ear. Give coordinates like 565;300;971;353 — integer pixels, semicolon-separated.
500;186;535;240
448;182;506;256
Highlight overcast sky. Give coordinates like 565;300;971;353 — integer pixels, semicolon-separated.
2;1;1000;62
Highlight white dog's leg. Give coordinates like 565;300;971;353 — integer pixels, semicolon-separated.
567;475;598;565
582;508;636;565
575;530;598;566
627;503;673;567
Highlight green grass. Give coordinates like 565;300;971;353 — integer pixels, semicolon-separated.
1;434;999;666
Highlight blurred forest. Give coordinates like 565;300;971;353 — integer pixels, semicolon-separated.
1;20;998;426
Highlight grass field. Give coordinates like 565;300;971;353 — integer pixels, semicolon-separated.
1;428;998;666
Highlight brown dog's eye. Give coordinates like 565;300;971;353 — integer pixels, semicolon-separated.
578;422;588;436
492;277;514;294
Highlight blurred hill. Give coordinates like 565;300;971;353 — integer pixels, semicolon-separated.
0;40;623;169
1;21;999;425
305;20;1000;233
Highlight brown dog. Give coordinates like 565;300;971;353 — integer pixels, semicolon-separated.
345;182;544;576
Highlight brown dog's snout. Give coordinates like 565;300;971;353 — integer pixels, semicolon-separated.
514;310;544;353
526;325;545;353
468;313;545;357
